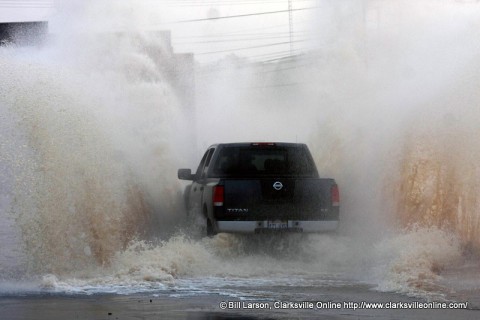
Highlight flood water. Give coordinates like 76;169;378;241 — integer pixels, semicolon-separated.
1;1;480;319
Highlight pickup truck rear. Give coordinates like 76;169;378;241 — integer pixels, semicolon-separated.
178;142;339;236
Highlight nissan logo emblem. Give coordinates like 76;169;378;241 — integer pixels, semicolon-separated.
273;181;283;191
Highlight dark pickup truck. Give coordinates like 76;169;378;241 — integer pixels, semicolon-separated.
178;142;339;236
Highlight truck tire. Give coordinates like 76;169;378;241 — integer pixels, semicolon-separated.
206;219;216;237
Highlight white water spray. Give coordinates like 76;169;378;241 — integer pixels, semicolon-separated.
1;0;480;300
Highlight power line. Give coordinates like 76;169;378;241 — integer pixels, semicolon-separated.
161;0;316;6
0;4;53;7
163;7;316;24
288;0;294;55
0;0;53;7
173;36;312;45
255;53;302;63
258;51;321;64
164;20;310;39
247;49;295;59
174;30;312;39
196;39;307;55
257;62;311;73
195;52;305;76
169;23;312;44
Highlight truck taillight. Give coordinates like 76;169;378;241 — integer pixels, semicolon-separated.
331;184;339;206
213;186;224;206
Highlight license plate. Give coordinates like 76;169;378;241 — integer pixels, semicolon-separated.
267;220;288;229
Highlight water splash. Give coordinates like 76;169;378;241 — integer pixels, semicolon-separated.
1;0;480;301
395;117;480;254
0;28;185;275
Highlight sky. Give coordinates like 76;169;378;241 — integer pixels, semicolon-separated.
2;0;480;64
0;0;54;22
0;0;318;63
150;0;318;62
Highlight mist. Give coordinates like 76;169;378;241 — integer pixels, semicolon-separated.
194;0;480;247
1;0;480;298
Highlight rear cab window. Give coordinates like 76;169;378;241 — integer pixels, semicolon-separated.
210;144;318;178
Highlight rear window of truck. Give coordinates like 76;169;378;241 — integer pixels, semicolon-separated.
212;146;318;177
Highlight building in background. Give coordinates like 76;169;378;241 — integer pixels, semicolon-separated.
0;0;195;111
0;21;48;45
0;0;52;45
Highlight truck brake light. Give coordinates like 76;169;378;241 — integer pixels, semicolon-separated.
251;142;276;147
331;184;339;206
213;186;224;206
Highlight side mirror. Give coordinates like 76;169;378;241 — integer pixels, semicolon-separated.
178;169;194;180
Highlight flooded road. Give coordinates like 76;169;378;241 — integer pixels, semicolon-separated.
0;232;478;319
2;1;480;319
0;277;477;319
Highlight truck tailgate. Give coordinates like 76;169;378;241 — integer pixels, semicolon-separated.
217;178;339;221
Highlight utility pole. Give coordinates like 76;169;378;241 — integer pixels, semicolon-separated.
288;0;293;55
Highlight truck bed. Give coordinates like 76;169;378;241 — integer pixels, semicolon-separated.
178;142;339;235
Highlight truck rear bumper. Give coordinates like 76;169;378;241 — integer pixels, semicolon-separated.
216;220;339;233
